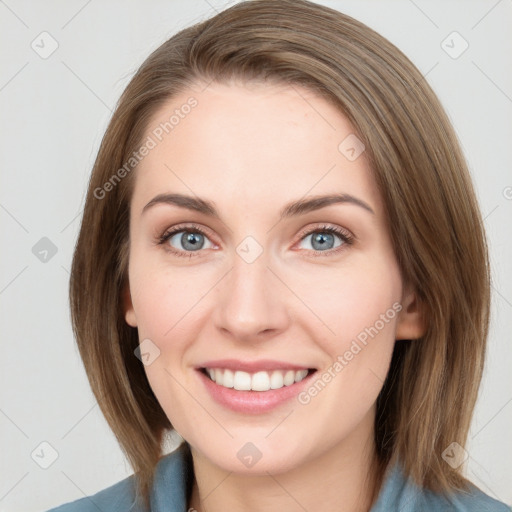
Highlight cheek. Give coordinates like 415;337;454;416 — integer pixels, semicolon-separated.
292;257;402;406
291;254;402;347
128;262;202;429
128;257;200;342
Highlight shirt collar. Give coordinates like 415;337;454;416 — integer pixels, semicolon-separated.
148;442;480;512
150;442;192;512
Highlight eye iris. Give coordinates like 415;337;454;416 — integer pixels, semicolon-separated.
181;232;204;251
311;232;334;250
169;229;341;253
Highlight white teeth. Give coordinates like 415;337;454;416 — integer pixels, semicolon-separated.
283;370;295;386
251;371;270;391
222;369;234;388
205;368;310;391
233;371;252;390
295;369;308;382
214;368;224;386
270;370;284;389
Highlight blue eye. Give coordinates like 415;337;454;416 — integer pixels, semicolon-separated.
157;223;353;258
159;226;214;257
298;228;346;252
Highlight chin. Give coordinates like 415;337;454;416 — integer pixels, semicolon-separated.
190;434;309;476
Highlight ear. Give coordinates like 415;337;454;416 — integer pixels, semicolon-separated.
395;286;425;340
122;281;138;328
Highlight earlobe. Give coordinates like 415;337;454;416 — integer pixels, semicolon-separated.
122;282;138;328
395;288;425;341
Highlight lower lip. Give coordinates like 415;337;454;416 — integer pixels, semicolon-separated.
197;369;316;414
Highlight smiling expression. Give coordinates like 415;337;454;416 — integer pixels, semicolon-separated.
123;80;418;475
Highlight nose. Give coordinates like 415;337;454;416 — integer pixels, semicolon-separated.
212;251;290;344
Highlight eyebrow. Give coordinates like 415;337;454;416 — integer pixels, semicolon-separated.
142;192;375;218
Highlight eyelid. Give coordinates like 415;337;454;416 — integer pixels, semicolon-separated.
294;223;353;244
156;222;217;256
157;222;354;258
292;223;354;257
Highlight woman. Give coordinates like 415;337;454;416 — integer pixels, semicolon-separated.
47;0;509;510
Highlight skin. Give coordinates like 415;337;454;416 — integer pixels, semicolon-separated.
123;81;424;512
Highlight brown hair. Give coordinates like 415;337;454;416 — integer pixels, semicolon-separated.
69;0;490;508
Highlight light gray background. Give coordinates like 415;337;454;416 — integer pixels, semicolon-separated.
1;1;511;510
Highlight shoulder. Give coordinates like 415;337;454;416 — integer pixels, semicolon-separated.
44;442;192;512
44;475;140;512
423;484;511;512
371;461;510;512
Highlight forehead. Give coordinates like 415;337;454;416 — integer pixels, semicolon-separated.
131;81;381;217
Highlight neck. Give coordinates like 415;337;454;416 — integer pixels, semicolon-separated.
188;409;383;512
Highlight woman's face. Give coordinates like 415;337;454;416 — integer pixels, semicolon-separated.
124;81;420;474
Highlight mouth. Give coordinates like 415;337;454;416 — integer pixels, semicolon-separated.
200;367;317;392
195;359;319;413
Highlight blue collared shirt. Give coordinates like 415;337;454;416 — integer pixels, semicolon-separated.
46;442;510;511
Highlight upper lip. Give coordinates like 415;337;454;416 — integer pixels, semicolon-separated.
197;359;314;373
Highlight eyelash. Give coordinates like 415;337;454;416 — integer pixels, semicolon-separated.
156;223;354;259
